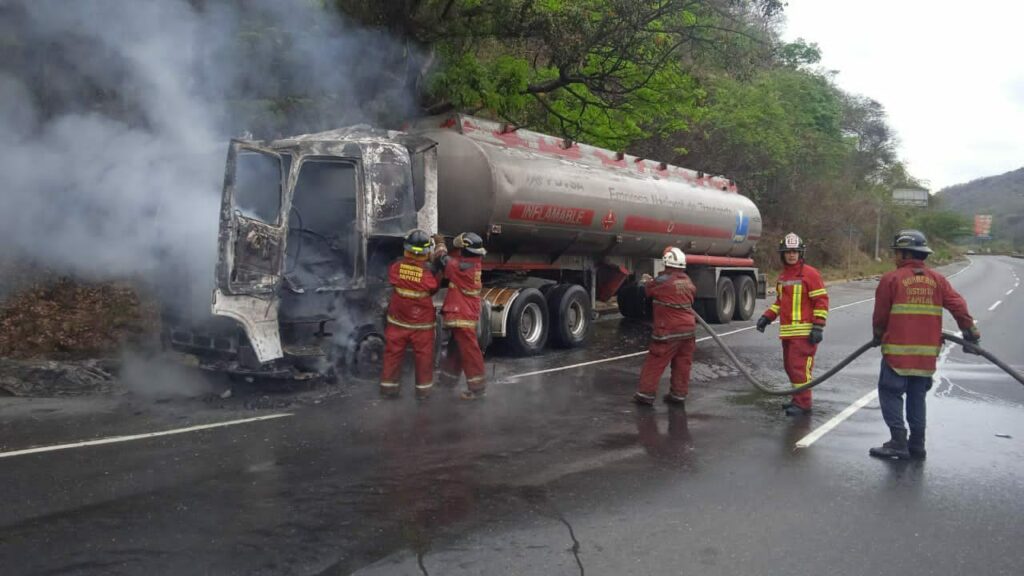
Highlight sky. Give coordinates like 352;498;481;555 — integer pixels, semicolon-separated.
782;0;1024;191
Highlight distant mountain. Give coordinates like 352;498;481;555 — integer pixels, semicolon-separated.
935;167;1024;243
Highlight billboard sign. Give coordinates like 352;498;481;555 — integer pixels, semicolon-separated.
974;214;993;239
892;188;929;207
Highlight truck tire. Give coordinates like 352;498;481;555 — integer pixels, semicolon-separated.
547;284;592;348
703;276;735;324
503;288;549;356
732;275;756;321
477;299;493;353
617;283;650;320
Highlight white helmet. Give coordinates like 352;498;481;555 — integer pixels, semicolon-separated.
663;246;687;269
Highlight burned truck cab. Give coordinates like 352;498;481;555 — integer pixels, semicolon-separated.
206;126;438;379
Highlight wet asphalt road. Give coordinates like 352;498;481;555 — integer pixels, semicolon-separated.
1;257;1023;575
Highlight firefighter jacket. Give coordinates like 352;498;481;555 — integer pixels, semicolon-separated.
386;256;440;330
440;252;482;328
763;261;829;339
644;270;697;341
873;260;979;377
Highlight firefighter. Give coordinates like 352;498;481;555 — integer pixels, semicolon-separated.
633;247;698;408
755;232;829;416
379;229;440;400
868;229;980;460
433;232;488;400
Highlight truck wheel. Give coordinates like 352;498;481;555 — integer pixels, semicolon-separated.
547;284;592;348
732;275;756;321
504;288;549;356
704;276;735;324
477;299;493;354
345;327;385;381
616;283;649;320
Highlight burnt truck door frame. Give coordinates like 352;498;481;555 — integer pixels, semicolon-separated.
213;140;288;363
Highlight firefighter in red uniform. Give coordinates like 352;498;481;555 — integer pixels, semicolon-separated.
433;232;488;400
868;229;980;460
633;247;698;407
756;232;829;416
379;229;440;399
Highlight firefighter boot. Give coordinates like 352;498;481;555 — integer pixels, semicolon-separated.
908;428;926;460
869;429;910;460
633;392;655;407
663;393;686;407
782;403;811;416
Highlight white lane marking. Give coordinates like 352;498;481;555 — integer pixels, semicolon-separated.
506;260;974;382
989;300;1002;311
0;413;293;460
1007;289;1014;296
795;389;878;449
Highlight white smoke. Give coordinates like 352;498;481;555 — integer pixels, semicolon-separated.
0;0;419;315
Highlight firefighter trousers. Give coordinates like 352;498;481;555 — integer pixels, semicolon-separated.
439;327;486;392
637;337;696;398
380;323;435;396
878;358;931;433
782;338;818;409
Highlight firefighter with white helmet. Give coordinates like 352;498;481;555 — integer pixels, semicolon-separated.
633;246;699;407
755;232;829;415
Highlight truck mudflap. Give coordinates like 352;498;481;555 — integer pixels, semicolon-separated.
212;289;283;362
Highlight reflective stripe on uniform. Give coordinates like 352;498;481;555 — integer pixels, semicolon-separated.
791;284;803;323
653;299;692;309
380;381;399;388
387;315;435;330
460;288;481;296
779;322;813;336
444;319;478;328
808;288;827;298
466;376;485;384
415;382;434;389
768;304;780;313
652;331;695;341
395;287;430;299
792;355;813;386
813;309;828;319
891;303;943;316
881;343;942;356
891;367;937;377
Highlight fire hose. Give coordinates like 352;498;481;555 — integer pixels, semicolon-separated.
694;314;1024;396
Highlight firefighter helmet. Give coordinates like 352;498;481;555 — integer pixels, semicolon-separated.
663;246;687;269
453;232;486;256
778;232;806;253
891;229;933;254
403;229;432;255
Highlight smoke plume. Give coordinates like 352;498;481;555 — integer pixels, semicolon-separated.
0;0;419;315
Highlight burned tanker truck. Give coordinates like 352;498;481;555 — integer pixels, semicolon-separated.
167;114;764;380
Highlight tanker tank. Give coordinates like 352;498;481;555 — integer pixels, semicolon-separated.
413;115;762;263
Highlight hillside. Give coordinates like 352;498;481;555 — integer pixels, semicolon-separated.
936;167;1024;244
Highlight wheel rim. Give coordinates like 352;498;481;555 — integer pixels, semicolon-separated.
353;334;385;378
567;300;586;338
721;286;735;317
741;283;754;314
520;302;544;345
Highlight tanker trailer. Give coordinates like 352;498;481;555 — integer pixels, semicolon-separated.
186;114;763;381
409;115;765;356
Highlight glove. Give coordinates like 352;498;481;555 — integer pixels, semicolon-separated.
869;334;882;347
808;325;824;344
962;331;981;355
640;273;654;284
755;316;771;333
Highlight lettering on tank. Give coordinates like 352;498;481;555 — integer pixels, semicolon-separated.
509;203;595;226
